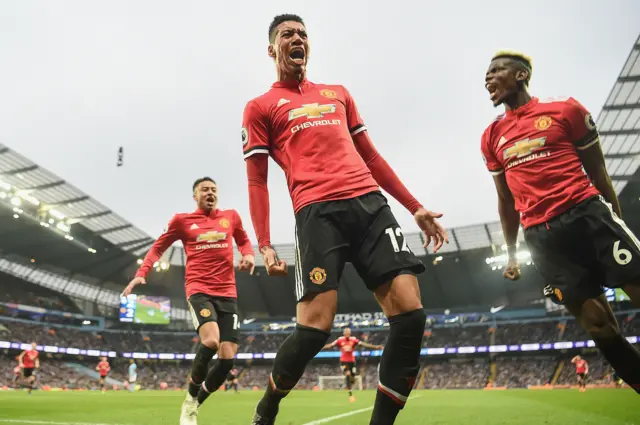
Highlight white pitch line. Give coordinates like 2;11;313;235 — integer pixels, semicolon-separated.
0;420;128;425
301;395;422;425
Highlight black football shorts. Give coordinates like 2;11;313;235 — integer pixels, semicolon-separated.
341;362;358;376
525;196;640;306
293;191;426;302
187;294;239;343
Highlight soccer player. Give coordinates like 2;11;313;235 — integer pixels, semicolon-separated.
481;50;640;394
96;356;110;393
18;342;39;395
225;367;239;393
127;359;137;393
243;14;447;425
322;328;384;402
122;177;255;425
571;355;588;392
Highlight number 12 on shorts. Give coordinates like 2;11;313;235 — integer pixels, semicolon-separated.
385;227;411;253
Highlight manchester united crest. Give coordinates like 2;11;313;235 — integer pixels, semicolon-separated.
200;309;211;318
319;89;337;99
219;218;230;229
309;267;327;285
534;116;553;131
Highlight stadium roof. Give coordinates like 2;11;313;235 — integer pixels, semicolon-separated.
598;34;640;227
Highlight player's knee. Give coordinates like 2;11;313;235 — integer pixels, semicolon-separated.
296;291;337;332
200;335;220;351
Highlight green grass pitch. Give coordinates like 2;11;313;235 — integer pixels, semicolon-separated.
0;389;637;425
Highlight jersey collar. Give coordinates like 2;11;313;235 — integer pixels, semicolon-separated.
272;78;311;89
195;208;218;217
505;96;539;117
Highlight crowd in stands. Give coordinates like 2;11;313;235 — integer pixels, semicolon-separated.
1;309;637;392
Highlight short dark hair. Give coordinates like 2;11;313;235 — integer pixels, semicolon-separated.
269;14;305;43
192;177;216;192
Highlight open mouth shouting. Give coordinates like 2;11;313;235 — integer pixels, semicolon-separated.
289;47;305;66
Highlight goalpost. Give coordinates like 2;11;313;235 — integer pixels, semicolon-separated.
318;376;363;391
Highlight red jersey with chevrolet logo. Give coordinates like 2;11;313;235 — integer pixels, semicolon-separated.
136;209;254;298
242;79;379;213
480;97;600;228
335;336;361;363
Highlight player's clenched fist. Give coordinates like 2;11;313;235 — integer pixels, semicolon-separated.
503;258;521;281
414;207;449;253
260;246;288;276
122;276;146;297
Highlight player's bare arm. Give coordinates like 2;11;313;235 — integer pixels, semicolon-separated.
492;173;521;280
322;340;337;350
351;130;449;252
246;155;288;276
577;141;622;218
358;341;384;350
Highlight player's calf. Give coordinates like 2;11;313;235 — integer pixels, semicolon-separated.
370;308;426;425
255;324;330;419
571;296;640;394
197;358;234;404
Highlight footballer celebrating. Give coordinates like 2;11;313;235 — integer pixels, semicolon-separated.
322;328;383;402
18;342;39;395
96;356;110;393
481;51;640;394
243;14;447;425
122;177;255;424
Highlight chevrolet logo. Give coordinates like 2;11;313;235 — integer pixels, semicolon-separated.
503;137;546;160
196;231;227;243
288;103;336;121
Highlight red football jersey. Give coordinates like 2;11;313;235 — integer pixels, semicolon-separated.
335;336;361;363
481;97;600;228
136;209;254;298
575;359;587;374
98;361;110;376
21;350;38;368
242;79;379;213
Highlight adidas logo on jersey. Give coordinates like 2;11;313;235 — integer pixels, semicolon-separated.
190;223;199;230
277;98;290;107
